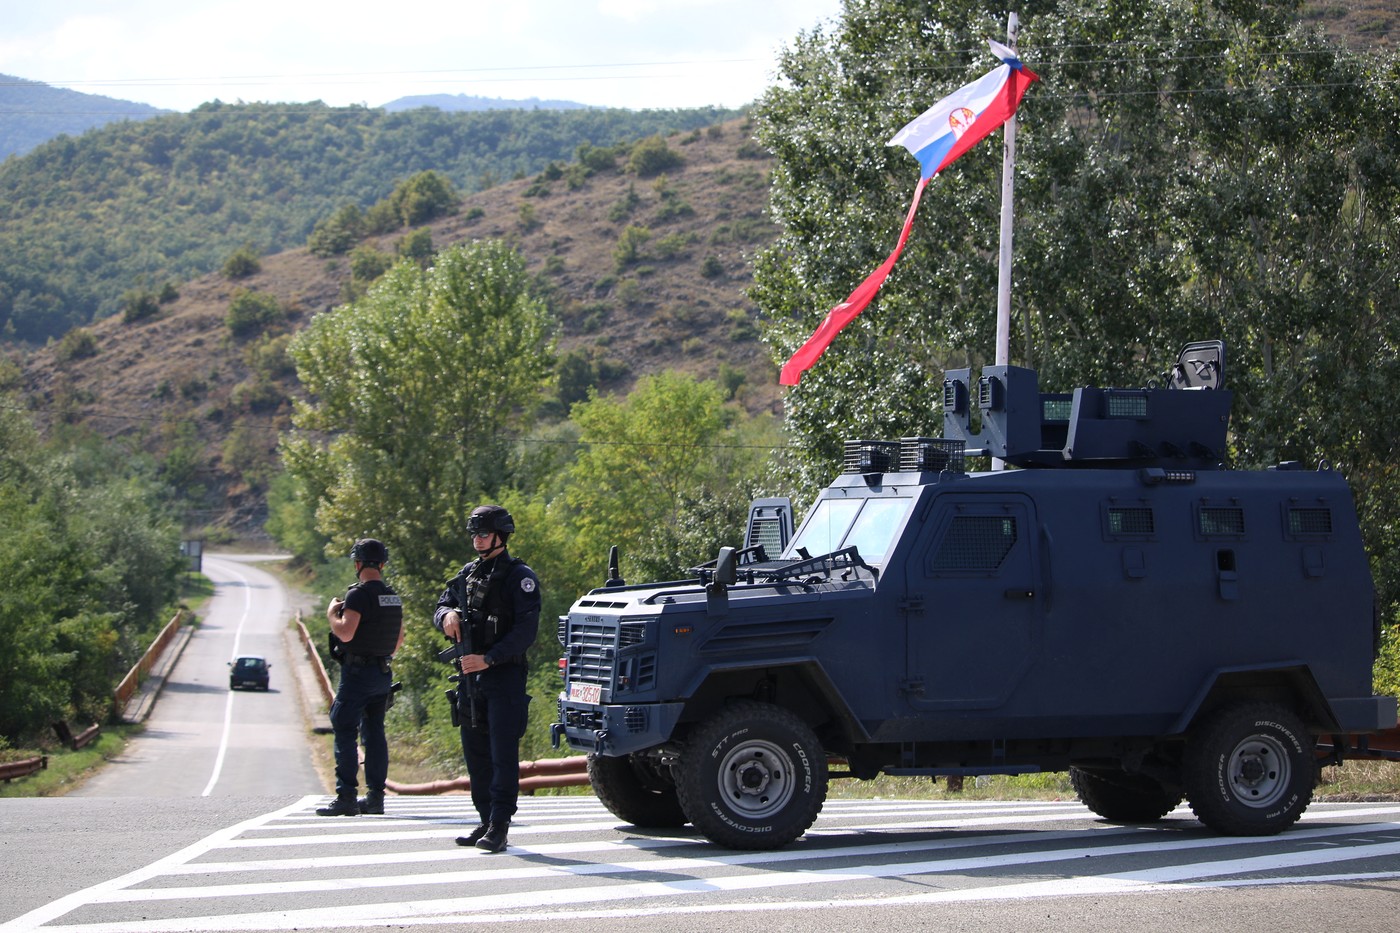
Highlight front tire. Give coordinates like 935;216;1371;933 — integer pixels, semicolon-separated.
1071;767;1182;823
588;752;688;827
674;700;827;850
1183;701;1315;836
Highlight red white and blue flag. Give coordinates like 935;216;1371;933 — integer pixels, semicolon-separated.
779;40;1039;387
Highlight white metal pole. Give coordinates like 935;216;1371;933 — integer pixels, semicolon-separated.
995;11;1020;369
991;12;1020;472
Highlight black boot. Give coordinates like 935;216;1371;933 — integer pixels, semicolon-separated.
316;795;360;817
455;822;488;847
476;820;509;853
358;791;385;815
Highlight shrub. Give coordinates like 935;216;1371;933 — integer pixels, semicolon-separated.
349;245;394;289
121;288;160;323
626;135;683;177
222;245;262;279
397;228;435;265
613;225;652;270
308;204;367;257
225;288;284;337
55;327;98;360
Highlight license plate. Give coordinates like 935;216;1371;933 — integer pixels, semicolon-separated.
569;682;602;704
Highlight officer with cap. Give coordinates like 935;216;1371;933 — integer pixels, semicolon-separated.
316;538;405;817
433;505;540;852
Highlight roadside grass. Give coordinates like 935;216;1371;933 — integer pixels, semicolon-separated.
0;725;141;798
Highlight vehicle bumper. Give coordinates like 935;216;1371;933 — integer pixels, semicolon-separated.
552;700;684;756
1330;695;1399;733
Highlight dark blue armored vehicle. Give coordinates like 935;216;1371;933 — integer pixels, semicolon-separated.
552;342;1397;849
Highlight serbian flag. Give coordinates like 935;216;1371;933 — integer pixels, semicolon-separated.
778;40;1039;386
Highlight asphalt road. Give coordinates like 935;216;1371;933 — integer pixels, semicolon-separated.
3;555;1399;932
3;795;1399;932
73;553;322;798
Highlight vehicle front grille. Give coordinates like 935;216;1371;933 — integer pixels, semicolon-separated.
566;619;617;686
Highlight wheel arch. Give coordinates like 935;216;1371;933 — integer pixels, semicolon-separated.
1170;664;1340;737
674;659;868;747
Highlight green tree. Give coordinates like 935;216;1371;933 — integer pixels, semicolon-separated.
541;373;777;602
389;170;460;227
0;401;185;740
752;2;1400;631
282;240;557;722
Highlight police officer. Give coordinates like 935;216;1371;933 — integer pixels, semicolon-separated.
316;538;405;817
433;505;540;852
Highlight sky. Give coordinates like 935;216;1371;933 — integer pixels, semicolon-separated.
1;0;846;112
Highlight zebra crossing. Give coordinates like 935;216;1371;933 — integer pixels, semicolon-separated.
8;796;1400;931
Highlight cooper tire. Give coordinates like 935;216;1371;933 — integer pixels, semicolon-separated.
1070;766;1182;823
1183;701;1315;836
674;700;827;850
588;752;688;828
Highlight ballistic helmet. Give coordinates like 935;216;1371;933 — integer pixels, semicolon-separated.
467;505;515;538
350;538;389;565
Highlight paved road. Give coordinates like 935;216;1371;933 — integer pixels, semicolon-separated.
72;553;322;798
3;795;1399;932
6;555;1400;932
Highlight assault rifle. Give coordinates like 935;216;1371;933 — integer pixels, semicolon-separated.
438;636;483;732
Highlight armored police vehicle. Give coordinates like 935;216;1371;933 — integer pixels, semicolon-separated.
551;341;1397;849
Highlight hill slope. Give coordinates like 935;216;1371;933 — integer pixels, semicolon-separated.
0;73;167;160
16;119;782;532
0;102;739;344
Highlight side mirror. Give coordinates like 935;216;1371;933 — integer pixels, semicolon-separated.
714;546;738;587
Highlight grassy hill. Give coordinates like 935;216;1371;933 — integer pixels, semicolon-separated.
15;119;781;533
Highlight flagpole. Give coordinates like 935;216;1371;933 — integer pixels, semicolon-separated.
992;12;1020;471
995;11;1019;369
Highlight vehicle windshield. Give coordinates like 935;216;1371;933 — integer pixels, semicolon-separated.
784;497;912;564
236;658;264;670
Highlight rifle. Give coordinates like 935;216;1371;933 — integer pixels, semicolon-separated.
438;636;483;732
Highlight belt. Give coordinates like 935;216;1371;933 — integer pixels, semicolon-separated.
346;654;390;666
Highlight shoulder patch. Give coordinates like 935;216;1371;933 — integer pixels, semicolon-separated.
520;577;536;593
379;595;403;607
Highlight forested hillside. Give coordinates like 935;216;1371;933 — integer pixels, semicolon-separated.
0;103;738;343
15;118;781;533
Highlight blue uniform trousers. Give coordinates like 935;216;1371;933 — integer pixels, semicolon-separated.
459;663;530;825
329;662;392;798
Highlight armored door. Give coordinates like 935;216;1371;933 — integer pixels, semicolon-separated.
904;494;1041;711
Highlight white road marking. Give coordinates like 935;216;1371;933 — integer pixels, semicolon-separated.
200;558;255;798
9;798;1400;933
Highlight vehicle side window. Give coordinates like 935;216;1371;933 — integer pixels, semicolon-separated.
930;515;1018;572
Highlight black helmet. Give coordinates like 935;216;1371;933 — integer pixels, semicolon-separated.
467;505;515;537
350;538;389;565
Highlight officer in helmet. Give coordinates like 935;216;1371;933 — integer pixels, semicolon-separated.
316;538;405;817
433;505;541;852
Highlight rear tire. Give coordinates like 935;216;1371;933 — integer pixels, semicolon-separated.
674;700;827;850
588;752;688;827
1183;701;1315;836
1070;767;1182;823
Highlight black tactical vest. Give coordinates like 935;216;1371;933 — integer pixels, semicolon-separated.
341;579;403;657
452;556;521;653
